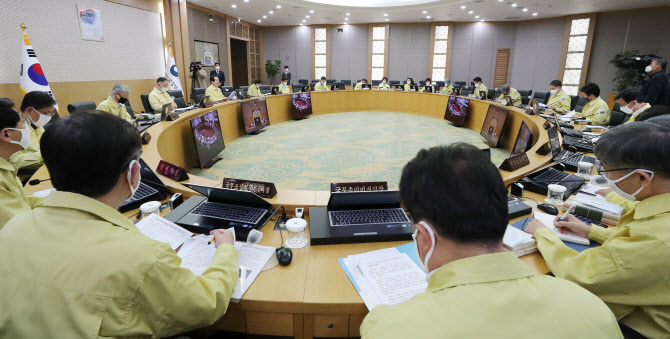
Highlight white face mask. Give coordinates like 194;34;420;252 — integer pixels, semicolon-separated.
283;82;287;85
645;65;653;74
475;83;480;88
160;87;168;93
619;102;634;114
321;81;325;85
605;169;654;201
126;160;141;199
550;89;558;95
407;80;411;84
215;66;220;70
412;221;436;274
285;69;289;73
426;82;431;86
6;125;31;150
382;80;386;84
29;109;52;128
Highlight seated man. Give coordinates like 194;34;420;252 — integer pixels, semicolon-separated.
546;80;571;113
354;78;369;90
10;91;56;171
404;77;414;91
314;76;330;91
636;105;670;122
524;122;670;338
422;78;435;93
576;82;610;125
614;88;650;123
205;75;225;101
0;111;239;337
498;84;522;106
247;79;263;97
378;77;390;90
0;103;45;227
278;77;291;94
360;143;621;338
96;83;133;121
440;78;454;94
148;77;177;113
473;77;488;98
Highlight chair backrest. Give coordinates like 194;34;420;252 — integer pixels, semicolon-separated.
487;88;497;100
326;79;336;85
66;101;96;114
454;81;466;86
518;90;532;105
174;97;187;108
612;102;621;113
260;89;272;94
461;88;473;96
167;89;183;99
574;96;589;113
569;95;579;111
298;79;309;85
293;86;303;93
222;90;234;98
332;82;345;87
419;81;426;87
124;101;135;118
239;86;249;95
259;85;271;90
221;86;235;92
609;110;629;126
140;94;152;113
235;89;245;97
311;79;320;84
436;81;445;88
310;83;316;91
342;80;352;86
533;91;550;105
389;80;400;86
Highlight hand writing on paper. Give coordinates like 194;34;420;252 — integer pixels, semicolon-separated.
553;214;591;238
210;228;235;247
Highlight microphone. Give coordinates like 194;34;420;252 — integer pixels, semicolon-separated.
29;178;50;186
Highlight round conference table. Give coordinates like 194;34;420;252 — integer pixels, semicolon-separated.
26;90;556;338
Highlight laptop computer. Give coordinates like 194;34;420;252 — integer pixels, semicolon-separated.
361;83;371;90
409;84;419;91
552;115;595;152
394;84;404;91
120;158;171;212
546;123;596;172
165;183;276;240
424;86;434;93
271;86;279;95
301;85;310;92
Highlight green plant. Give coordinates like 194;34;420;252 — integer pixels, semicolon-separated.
610;50;640;93
265;59;282;85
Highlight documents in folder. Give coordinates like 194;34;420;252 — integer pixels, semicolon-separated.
503;224;537;257
534;211;590;245
339;246;427;310
136;213;194;250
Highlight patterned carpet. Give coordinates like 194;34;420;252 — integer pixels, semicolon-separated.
189;111;510;191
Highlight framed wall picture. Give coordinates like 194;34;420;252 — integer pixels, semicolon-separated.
77;4;104;41
194;40;219;67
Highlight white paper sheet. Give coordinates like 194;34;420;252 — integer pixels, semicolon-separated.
231;242;275;301
358;252;428;306
32;188;55;198
135;214;193;250
574;193;625;215
534;211;590;245
177;234;217;276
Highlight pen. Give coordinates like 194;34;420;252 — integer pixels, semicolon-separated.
207;236;215;245
559;205;575;222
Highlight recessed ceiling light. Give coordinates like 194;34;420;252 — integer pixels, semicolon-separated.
276;5;281;9
422;10;427;14
385;18;389;21
532;12;538;16
383;13;388;17
309;10;314;13
426;15;431;19
231;4;237;8
302;19;306;22
475;15;479;18
306;15;310;18
257;19;261;22
460;5;466;9
263;15;267;18
269;10;273;14
468;10;473;14
243;0;248;2
498;0;503;2
511;3;518;7
345;17;348;20
522;8;528;12
346;12;350;16
480;19;485;22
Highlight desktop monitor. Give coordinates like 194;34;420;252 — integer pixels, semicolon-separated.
547;126;562;158
241;99;271;134
511;121;534;156
480;105;510;147
444;96;470;127
190;110;225;168
291;92;313;119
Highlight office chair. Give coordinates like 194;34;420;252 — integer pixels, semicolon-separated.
389;80;400;86
67;101;96;114
371;80;382;87
239;86;249;95
298;79;308;86
436;81;445;88
260;89;272;95
139;95;152;113
326;79;336;85
221;86;235;92
259;85;271;91
518;90;533;105
190;87;206;105
609;110;629;126
533;91;550;105
419;81;426;87
574;96;589;113
342;80;352;86
310;83;316;91
454;81;466;87
123;100;135;118
569;95;579;111
460;88;473;96
222;91;234;98
167;89;187;109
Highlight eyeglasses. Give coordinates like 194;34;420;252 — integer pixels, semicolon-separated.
596;165;637;177
34;108;56;116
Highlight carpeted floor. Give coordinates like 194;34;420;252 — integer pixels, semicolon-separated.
189;111;510;190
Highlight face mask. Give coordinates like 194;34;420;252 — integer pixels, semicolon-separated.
321;81;325;85
550;89;557;95
6;125;30;150
126;160;141;199
29;109;52;128
117;95;129;105
283;82;287;85
426;82;431;86
475;83;480;88
382;80;386;84
412;221;436;274
215;66;220;70
620;103;634;114
645;65;653;74
407;80;411;84
605;169;654;201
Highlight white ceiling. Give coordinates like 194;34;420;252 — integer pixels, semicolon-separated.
188;0;669;26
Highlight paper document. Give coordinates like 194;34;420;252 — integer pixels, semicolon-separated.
534;211;590;245
574;193;625;215
177;234;217;276
31;188;55;198
231;242;275;301
135;214;193;250
503;225;537;256
357;250;427;307
578;184;608;197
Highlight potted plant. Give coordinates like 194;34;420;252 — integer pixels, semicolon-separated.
265;59;282;85
607;49;640;108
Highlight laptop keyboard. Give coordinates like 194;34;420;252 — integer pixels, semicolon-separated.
533;168;571;183
329;208;410;226
126;183;158;202
191;201;267;224
557;151;595;164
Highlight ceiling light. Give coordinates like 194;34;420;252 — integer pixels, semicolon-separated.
426;15;431;19
511;3;518;7
498;0;503;2
232;4;237;8
302;19;306;22
257;19;261;22
475;15;479;18
346;12;350;16
263;15;267;18
468;10;473;14
345;17;348;20
276;5;281;9
532;12;538;16
269;10;274;14
383;13;388;17
306;15;310;18
522;8;528;12
422;10;427;14
243;0;248;2
385;18;389;21
460;5;466;9
309;10;314;13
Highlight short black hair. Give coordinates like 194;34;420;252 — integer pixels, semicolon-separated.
214;62;220;66
399;143;508;245
41;111;142;198
281;77;288;81
0;98;15;110
361;78;368;82
210;75;219;83
284;66;289;69
614;88;645;103
320;76;327;80
636;105;670;122
20;91;56;112
425;78;432;82
382;77;388;81
580;82;600;97
254;79;262;84
473;77;482;82
157;77;167;83
594;121;670;178
0;105;20;131
653;58;667;71
550;80;562;87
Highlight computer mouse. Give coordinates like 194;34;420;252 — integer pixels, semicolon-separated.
537;203;559;216
276;247;292;266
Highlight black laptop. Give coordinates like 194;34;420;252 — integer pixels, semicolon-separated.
361;83;371;90
552;115;596;152
409;84;419;91
120;158;171;212
550;115;596;170
165;183;276;239
271;86;279;95
300;85;310;92
394;84;404;91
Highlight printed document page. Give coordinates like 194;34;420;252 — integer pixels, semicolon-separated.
135;214;193;250
232;242;275;301
177;234;217;276
357;252;428;306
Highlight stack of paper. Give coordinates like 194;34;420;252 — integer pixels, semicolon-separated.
574;193;625;215
502;225;537;257
339;246;427;311
534;211;590;245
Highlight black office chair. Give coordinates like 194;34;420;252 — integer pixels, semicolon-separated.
332;82;345;88
609;110;629;127
419;81;426;87
310;83;316;91
222;90;234;98
260;89;272;95
167;89;187;109
298;79;309;86
574;96;589;113
221;86;234;92
139;94;152;113
311;79;320;84
239;86;249;95
124;101;135;118
461;88;473;96
342;80;352;86
455;81;466;87
293;86;303;93
612;102;621;113
191;87;206;105
518;90;532;105
533;91;550;105
371;80;382;87
259;85;271;91
487;89;497;100
67;101;96;114
436;81;445;88
389;80;400;86
569;95;579;111
326;79;336;85
235;89;245;98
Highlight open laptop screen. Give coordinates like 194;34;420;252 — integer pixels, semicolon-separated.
327;190;402;211
547;126;562;159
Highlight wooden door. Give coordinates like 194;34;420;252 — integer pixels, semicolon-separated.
493;49;510;88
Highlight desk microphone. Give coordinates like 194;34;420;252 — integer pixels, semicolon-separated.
29;178;50;186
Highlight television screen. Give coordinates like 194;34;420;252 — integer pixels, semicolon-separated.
291;92;313;119
444;96;470;126
480;105;509;147
241;99;270;134
511;121;533;156
190;110;225;168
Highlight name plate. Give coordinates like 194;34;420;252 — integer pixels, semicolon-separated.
331;181;388;193
498;152;530;172
223;178;277;198
141;131;151;144
156;160;189;181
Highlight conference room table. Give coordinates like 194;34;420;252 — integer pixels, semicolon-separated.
26;90;593;338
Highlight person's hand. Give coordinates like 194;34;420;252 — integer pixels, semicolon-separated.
596;188;613;197
548;105;556;110
210;228;235;247
171;102;177;110
523;219;548;235
553;214;591;238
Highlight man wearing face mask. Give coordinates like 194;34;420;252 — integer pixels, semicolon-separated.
473;76;488;98
96;84;133;122
360;143;622;339
278;77;291;94
0;111;240;337
0;103;45;227
498;84;522;106
282;66;292;85
314;76;330;91
546;80;571;113
641;58;669;106
148;77;177;113
354;78;368;90
10;91;56;172
524;122;670;338
614;89;650;123
576;82;610;125
440;78;454;94
209;62;225;86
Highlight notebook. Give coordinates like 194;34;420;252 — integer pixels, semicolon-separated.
533;211;590;245
510;218;598;252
